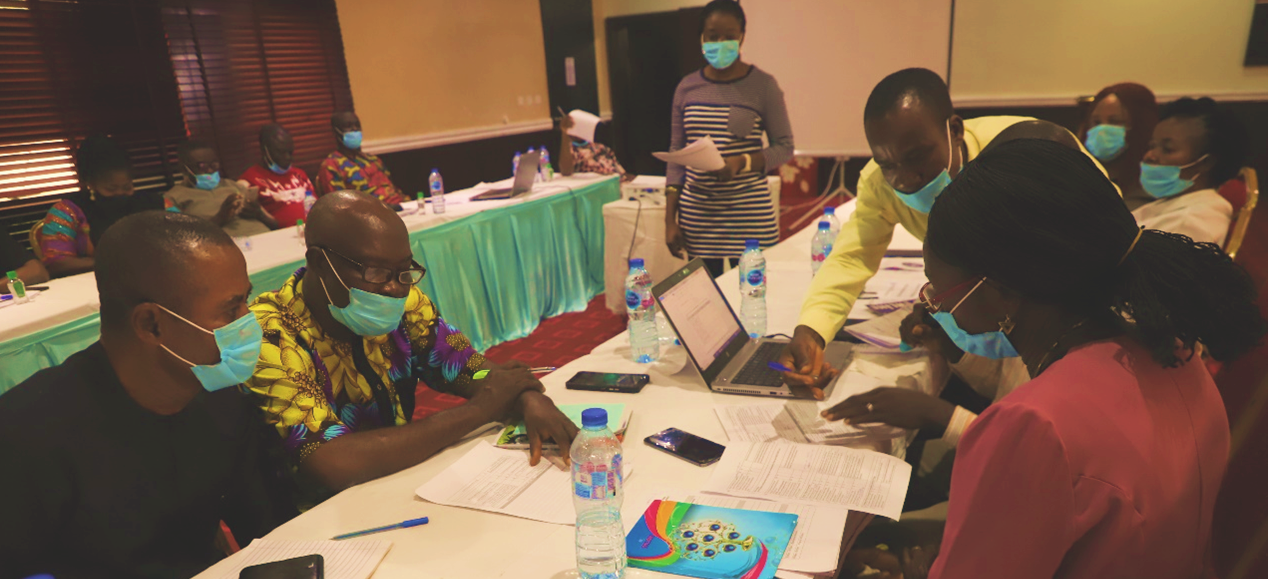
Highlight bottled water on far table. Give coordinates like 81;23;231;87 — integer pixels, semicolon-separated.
429;169;446;214
738;239;767;338
302;192;317;215
571;408;626;579
625;258;659;363
821;205;841;238
540;146;554;180
513;151;522;177
811;221;834;276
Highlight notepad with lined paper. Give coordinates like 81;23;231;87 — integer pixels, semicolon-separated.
219;540;391;579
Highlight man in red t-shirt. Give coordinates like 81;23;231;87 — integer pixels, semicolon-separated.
240;124;314;228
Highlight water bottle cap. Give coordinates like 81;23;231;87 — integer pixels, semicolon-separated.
527;147;536;152
629;258;644;268
745;239;759;249
6;271;16;280
431;168;439;174
296;219;304;226
581;408;608;428
818;221;831;230
825;206;835;215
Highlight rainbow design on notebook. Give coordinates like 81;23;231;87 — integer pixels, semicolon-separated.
625;499;797;579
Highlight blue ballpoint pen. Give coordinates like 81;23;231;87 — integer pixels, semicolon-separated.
767;361;795;373
331;517;429;540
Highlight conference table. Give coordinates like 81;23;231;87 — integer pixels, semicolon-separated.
0;174;620;393
194;205;934;579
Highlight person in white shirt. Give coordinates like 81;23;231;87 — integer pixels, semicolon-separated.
1133;97;1249;247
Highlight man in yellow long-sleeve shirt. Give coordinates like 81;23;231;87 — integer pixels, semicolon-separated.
779;68;1100;398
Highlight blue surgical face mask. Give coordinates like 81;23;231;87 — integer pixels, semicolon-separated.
340;130;363;150
265;149;290;175
187;165;221;191
1140;154;1208;199
702;39;741;70
929;278;1020;359
318;249;407;336
158;306;264;392
1084;124;1127;161
895;120;955;214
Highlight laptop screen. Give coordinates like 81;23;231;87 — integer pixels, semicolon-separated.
656;266;745;371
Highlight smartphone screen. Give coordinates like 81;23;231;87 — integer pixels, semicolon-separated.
644;428;726;466
566;371;649;392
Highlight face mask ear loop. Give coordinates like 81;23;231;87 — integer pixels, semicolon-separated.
945;119;955;174
154;304;214;367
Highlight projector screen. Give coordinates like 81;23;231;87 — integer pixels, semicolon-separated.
740;0;952;157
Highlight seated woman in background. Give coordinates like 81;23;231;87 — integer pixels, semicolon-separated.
32;135;164;277
1078;82;1157;210
1134;97;1248;247
557;109;633;181
832;139;1262;579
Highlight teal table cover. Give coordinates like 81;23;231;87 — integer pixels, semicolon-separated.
0;178;619;394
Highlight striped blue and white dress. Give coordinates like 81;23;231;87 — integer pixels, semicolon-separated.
668;66;794;259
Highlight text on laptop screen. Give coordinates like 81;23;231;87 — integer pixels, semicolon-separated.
658;267;745;370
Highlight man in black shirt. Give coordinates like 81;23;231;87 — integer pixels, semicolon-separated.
0;230;48;293
0;212;292;578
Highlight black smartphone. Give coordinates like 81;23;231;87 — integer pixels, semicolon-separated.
566;371;650;393
240;555;324;579
645;427;726;466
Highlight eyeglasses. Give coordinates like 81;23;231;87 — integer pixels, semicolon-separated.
185;160;221;174
318;246;426;285
919;277;985;314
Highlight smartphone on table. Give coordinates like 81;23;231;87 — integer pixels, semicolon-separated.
566;371;650;393
239;555;324;579
644;427;726;466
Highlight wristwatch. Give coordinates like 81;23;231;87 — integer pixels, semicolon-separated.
742;153;753;174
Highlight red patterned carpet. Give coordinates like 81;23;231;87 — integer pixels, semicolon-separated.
411;295;626;420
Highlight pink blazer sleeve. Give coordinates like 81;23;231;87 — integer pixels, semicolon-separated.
930;403;1076;579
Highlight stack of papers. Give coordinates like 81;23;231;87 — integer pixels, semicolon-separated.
415;441;632;525
843;306;910;349
218;540;391;579
714;371;907;446
850;258;925;319
653;136;725;171
702;441;912;520
495;403;632;450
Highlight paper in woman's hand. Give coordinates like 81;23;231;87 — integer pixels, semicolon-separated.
566;109;602;143
654;136;726;171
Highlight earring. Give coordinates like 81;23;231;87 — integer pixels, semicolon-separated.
88;188;96;201
998;315;1015;335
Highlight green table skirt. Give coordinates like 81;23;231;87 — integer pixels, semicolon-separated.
0;178;619;394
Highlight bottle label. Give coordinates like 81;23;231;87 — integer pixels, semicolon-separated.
573;463;612;500
746;268;764;286
430;181;442;193
625;290;640;309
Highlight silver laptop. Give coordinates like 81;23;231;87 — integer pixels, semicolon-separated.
472;150;541;201
653;259;853;397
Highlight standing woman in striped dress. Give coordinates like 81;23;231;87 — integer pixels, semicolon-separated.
665;0;793;277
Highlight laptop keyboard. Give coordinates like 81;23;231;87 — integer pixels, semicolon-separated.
731;342;787;387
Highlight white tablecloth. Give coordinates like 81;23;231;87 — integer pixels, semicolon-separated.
194;215;935;579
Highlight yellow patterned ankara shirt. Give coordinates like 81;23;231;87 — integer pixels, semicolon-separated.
247;268;485;472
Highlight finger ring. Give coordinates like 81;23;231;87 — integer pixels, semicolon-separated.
866;402;875;413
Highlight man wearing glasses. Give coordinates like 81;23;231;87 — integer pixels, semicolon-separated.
246;192;577;507
165;139;277;235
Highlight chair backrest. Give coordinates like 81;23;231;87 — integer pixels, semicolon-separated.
1221;167;1259;260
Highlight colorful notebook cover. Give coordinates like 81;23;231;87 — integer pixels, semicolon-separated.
625;500;798;579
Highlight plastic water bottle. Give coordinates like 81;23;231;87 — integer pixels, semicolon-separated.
738;239;767;338
6;271;27;304
416;192;427;214
821;206;841;238
571;408;626;579
625;258;659;363
811;221;834;276
302;192;316;215
429;169;446;214
513;151;522;177
540;147;554;181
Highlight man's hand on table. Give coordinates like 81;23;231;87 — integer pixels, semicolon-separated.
468;362;545;423
820;377;955;431
899;304;964;363
777;325;839;400
517;391;579;467
472;360;578;467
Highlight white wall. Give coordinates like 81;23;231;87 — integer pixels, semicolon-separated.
951;0;1268;106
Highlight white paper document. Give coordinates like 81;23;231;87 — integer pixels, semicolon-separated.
653;136;726;171
850;258;925;319
624;486;850;573
703;441;912;520
844;306;910;349
715;372;905;446
415;441;577;525
567;109;602;143
219;540;391;579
